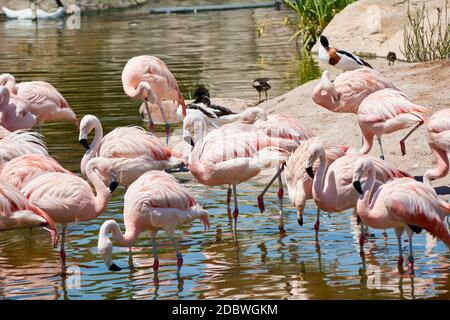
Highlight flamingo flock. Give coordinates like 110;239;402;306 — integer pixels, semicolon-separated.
0;47;449;278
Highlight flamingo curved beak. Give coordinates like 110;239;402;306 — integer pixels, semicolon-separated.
353;181;363;195
79;139;90;150
306;167;314;179
109;263;122;271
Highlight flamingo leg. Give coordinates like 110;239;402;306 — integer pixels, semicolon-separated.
60;224;67;259
257;163;285;213
151;231;159;272
158;101;171;145
277;165;285;232
376;136;385;160
314;207;320;234
406;228;415;275
258;91;261;103
144;100;155;132
265;90;268;101
359;221;366;253
399;121;423;156
226;185;232;219
232;184;239;234
395;228;405;274
169;234;183;271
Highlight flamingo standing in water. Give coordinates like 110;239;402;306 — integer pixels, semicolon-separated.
358;88;429;160
0;181;58;246
0;85;36;131
0;74;77;128
352;158;450;274
312;69;398;114
188;121;289;232
424;109;450;184
304;143;410;246
0;130;48;170
79;115;184;187
257;137;348;231
21;157;118;258
121;55;187;143
0;154;72;190
97;170;209;272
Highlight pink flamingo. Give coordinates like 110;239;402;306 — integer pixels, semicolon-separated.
97;170;209;272
218;107;314;148
352;157;450;274
358;88;429;160
0;85;36;131
21;157;118;257
0;154;72;190
79;114;184;187
424;108;450;184
312;69;398;114
121;55;186;143
188;121;289;232
257;138;348;231
305;143;410;245
0;74;77;128
0;129;48;170
0;181;58;245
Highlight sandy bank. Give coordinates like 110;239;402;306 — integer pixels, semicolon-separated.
255;59;450;188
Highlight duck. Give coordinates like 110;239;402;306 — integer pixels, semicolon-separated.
176;85;235;122
252;78;271;102
2;0;65;20
318;35;372;71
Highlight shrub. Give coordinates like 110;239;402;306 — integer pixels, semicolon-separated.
401;0;450;62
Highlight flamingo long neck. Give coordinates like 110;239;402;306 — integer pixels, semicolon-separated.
100;220;139;247
0;89;10;111
85;162;111;216
123;81;148;101
81;119;103;175
424;147;449;186
357;166;376;218
359;129;374;155
313;148;336;200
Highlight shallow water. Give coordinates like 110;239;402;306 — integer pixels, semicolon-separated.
0;1;449;300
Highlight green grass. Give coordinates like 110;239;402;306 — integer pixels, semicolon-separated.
283;0;356;51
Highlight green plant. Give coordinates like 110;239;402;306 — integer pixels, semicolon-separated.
283;0;355;51
401;0;450;62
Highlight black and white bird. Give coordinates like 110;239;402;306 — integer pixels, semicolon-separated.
318;35;373;71
176;86;236;123
252;78;271;102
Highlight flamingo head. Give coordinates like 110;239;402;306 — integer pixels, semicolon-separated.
352;157;374;195
0;74;16;93
182;113;207;148
199;208;210;231
320;71;333;91
78;114;100;150
305;143;323;179
86;157;118;192
97;220;121;271
240;107;268;124
138;82;157;104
